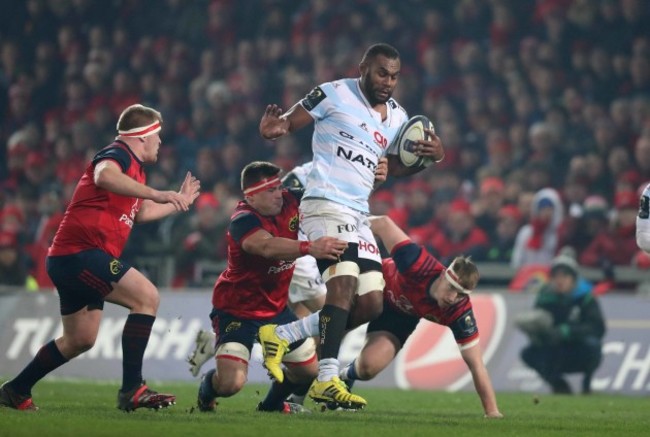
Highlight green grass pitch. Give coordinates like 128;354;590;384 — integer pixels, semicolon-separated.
1;379;648;436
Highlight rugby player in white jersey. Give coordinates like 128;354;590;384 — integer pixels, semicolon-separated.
258;43;444;409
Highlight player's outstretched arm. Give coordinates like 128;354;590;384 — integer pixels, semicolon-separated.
242;229;347;261
94;160;193;221
259;103;313;140
460;344;503;419
369;215;411;254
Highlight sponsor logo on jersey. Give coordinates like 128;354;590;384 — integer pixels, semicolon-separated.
373;131;388;149
336;145;377;170
268;260;296;274
109;259;123;275
358;240;379;255
119;199;141;229
394;294;506;391
386;289;415;314
336;223;357;234
288;214;299;232
359;122;369;132
302;86;326;110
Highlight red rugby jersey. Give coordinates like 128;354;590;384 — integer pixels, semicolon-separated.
382;241;479;347
49;141;145;258
212;190;301;319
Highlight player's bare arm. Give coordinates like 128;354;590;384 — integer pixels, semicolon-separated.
242;228;348;261
460;344;503;419
369;215;410;253
137;171;201;222
387;130;445;177
259;103;313;140
94;159;153;198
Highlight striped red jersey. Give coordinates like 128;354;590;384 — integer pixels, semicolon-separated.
49;141;145;258
212;190;301;319
382;241;479;347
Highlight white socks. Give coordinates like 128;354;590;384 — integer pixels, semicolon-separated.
275;311;320;344
317;357;340;382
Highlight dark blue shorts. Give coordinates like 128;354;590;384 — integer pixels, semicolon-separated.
366;300;419;347
209;306;306;355
46;249;132;315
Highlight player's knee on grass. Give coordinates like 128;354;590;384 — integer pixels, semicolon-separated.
215;342;250;396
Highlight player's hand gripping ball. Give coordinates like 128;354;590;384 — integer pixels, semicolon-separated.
393;115;436;168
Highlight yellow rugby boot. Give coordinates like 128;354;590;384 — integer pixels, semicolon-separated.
308;377;367;410
258;324;289;383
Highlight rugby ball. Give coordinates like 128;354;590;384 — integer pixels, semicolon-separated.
393;115;435;168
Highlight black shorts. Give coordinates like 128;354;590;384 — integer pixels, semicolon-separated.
46;249;132;316
209;306;307;355
366;300;420;347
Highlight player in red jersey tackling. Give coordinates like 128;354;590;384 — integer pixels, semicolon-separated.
260;215;503;417
0;104;200;412
340;215;503;418
196;161;348;414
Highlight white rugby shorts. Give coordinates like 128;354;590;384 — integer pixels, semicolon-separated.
300;198;381;266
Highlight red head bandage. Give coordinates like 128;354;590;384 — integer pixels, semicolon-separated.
444;258;473;294
118;121;161;138
243;176;281;196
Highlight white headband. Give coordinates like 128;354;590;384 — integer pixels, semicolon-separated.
118;121;161;138
444;258;472;294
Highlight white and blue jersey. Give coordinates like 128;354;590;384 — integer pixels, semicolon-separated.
281;161;313;190
300;78;408;213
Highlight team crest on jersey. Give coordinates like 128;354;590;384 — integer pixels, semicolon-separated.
288;214;299;232
225;321;241;333
109;259;123;275
302;86;326;110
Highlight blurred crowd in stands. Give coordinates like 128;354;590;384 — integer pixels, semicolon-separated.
1;0;650;289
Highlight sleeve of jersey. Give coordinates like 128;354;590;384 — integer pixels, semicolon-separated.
299;84;331;120
286;187;304;202
229;213;263;244
281;172;304;190
386;102;409;156
391;241;424;274
92;147;131;173
448;308;480;350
